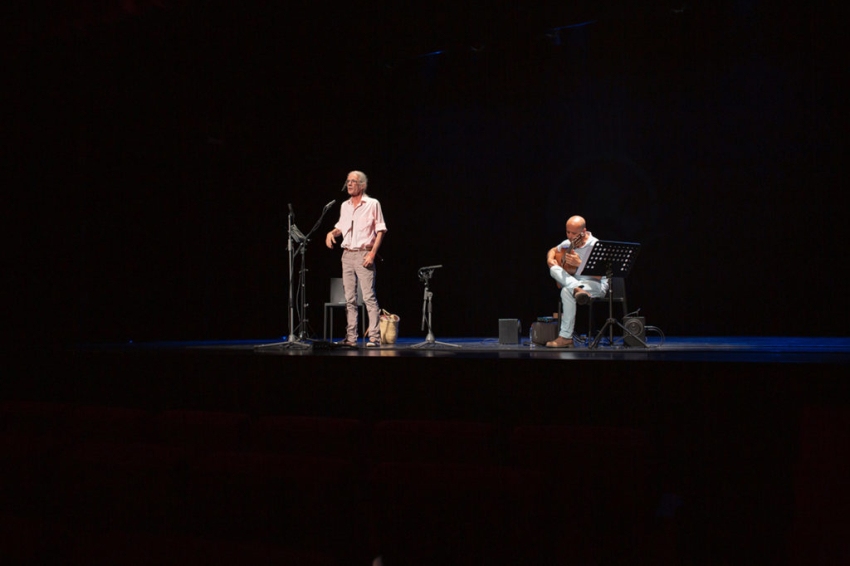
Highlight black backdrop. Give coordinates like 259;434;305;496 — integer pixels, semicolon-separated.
6;1;848;345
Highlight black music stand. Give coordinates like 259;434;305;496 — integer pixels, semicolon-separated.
581;240;646;349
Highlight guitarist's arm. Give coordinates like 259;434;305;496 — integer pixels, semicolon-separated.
546;246;559;268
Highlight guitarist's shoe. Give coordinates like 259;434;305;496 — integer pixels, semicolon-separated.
574;287;591;305
545;336;574;348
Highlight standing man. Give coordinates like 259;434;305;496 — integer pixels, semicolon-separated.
545;215;608;348
325;171;387;347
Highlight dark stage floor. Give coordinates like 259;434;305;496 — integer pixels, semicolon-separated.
82;335;850;364
39;332;848;430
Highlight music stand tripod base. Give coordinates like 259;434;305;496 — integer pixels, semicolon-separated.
589;320;649;349
254;337;312;350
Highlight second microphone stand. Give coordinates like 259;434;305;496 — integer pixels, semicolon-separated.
411;265;460;349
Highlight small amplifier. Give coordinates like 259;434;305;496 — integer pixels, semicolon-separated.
530;320;558;345
498;318;521;345
623;316;646;347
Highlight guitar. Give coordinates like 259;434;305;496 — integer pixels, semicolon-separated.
551;247;580;288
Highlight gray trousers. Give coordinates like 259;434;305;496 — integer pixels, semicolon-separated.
341;250;380;342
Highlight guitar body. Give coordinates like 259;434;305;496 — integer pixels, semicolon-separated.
554;248;579;275
552;248;579;288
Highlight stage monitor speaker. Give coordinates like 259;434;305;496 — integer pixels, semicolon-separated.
499;319;521;345
623;316;646;347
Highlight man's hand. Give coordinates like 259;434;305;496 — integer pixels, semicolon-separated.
325;231;337;249
562;249;581;269
548;248;580;274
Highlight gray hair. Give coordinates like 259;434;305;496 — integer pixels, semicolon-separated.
349;170;368;187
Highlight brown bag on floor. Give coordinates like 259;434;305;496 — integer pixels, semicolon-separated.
379;309;400;344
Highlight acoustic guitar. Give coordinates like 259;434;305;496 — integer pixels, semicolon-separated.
551;247;580;288
554;247;580;273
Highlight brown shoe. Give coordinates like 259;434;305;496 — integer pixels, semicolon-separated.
545;335;575;348
574;287;591;305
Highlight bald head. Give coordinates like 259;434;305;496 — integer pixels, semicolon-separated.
566;216;586;232
565;216;588;247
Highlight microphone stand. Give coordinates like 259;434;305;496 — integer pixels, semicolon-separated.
255;200;336;350
411;266;460;349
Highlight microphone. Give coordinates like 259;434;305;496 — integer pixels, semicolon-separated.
418;264;443;271
288;203;294;217
323;199;336;211
341;181;348;192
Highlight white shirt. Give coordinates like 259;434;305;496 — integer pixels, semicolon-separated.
556;233;599;277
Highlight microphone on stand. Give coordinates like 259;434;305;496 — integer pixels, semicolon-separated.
323;199;336;212
417;265;443;282
288;203;294;217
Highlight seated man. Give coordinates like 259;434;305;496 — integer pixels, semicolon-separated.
545;215;609;348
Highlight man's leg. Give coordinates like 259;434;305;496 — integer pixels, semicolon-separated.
355;258;381;343
341;251;360;343
566;279;607;337
550;265;581;339
558;284;579;339
549;267;608;347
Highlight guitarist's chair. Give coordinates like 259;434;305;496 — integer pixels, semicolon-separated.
570;277;629;343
